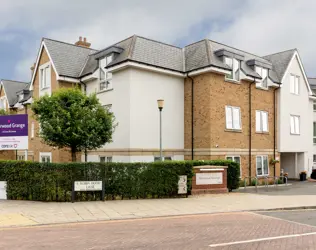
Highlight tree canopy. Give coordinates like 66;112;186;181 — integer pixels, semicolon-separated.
32;88;116;161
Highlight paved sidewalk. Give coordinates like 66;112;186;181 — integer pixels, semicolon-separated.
1;183;316;228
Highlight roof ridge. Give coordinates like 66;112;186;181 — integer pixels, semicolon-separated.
208;39;270;62
263;48;297;58
1;79;29;84
184;39;206;48
135;35;182;49
43;37;98;51
205;39;211;65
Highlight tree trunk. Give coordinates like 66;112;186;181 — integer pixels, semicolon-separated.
71;148;77;162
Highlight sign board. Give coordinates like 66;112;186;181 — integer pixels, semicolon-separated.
0;181;7;200
196;173;223;185
0;114;28;150
178;175;187;194
74;181;102;191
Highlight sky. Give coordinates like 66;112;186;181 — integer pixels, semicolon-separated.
1;0;316;82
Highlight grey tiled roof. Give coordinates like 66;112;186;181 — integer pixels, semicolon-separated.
43;38;97;78
263;49;296;82
106;35;184;72
308;78;316;88
43;35;299;85
1;80;29;106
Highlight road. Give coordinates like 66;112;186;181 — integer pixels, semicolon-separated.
2;210;316;249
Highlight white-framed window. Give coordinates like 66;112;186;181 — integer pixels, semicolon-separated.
226;156;241;176
0;97;7;110
290;115;300;135
225;57;240;81
100;156;112;163
256;155;269;176
40;152;52;163
290;74;299;95
31;122;35;138
225;106;241;130
313;155;316;163
256;110;269;132
17;155;25;161
154;156;172;162
39;63;51;89
256;66;268;89
103;104;112;113
313;122;316;144
99;55;113;91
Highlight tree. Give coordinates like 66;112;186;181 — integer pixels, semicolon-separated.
32;88;116;162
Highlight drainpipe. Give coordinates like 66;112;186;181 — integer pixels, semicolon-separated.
188;75;194;160
273;85;281;177
79;80;88;162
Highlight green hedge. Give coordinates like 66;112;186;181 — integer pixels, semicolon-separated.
0;160;239;201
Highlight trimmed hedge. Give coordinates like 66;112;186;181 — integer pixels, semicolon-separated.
0;160;240;201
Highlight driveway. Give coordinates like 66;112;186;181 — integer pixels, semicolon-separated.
236;180;316;196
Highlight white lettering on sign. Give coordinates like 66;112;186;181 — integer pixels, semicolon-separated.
178;175;187;194
196;173;223;185
74;181;102;191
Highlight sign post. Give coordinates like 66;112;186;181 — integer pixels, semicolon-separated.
0;114;28;150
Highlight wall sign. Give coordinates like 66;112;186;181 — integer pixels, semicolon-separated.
196;173;223;185
0;181;6;200
178;175;187;194
74;181;103;191
0;114;28;150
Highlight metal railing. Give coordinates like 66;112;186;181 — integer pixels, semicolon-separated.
242;176;288;191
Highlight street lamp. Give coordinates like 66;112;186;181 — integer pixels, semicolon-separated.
157;99;164;161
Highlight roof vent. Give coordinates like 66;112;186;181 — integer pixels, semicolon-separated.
75;36;91;48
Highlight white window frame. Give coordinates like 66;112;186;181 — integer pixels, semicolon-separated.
226;156;241;177
39;152;52;163
99;54;113;91
154;156;172;162
290;74;299;95
225;106;241;130
17;155;25;161
225;57;240;82
255;66;268;89
256;155;269;176
290;115;300;135
100;156;113;163
313;122;316;144
39;62;51;90
256;110;269;133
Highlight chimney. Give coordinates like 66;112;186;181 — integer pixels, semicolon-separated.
75;36;91;48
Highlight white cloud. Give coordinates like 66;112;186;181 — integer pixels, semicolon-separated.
1;0;316;79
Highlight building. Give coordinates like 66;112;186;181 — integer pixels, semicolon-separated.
0;35;313;180
308;78;316;171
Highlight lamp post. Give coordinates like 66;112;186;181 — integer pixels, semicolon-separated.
157;99;164;161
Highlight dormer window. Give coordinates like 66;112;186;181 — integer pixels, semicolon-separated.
225;57;240;81
99;54;113;91
18;94;24;102
256;67;268;89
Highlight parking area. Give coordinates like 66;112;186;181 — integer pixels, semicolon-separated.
1;211;316;249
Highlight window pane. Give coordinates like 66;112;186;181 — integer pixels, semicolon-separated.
100;68;105;80
225;57;233;79
45;67;50;87
290;116;295;134
262;68;268;88
164;157;172;161
154;157;160;162
256;156;262;175
262;112;268;132
107;157;113;163
313;101;316;111
314;155;316;162
40;69;44;88
233;59;240;81
295;77;299;94
225;106;233;129
256;111;261;132
256;66;262;76
106;55;113;65
290;75;295;93
263;156;268;175
294;116;300;134
226;157;233;161
314;122;316;137
100;157;106;163
232;107;241;129
234;157;240;165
